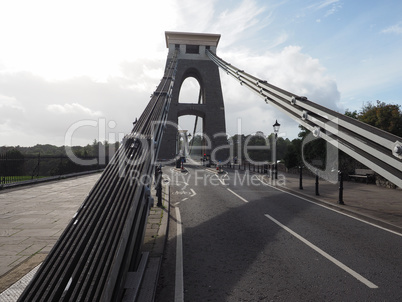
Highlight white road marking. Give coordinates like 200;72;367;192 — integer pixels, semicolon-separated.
190;188;197;197
265;181;402;237
219;176;228;185
226;188;378;289
227;188;248;203
204;169;217;174
264;213;378;289
175;207;184;302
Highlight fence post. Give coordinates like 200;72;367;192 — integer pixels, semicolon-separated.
155;166;163;207
60;155;63;176
37;153;41;178
0;153;5;185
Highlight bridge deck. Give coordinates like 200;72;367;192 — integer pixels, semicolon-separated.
0;168;401;300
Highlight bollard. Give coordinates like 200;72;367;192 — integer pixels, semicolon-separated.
155;166;163;207
338;171;345;205
299;166;303;190
315;173;319;196
275;163;278;180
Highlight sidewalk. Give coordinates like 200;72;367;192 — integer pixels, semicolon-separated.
133;180;170;301
0;173;102;295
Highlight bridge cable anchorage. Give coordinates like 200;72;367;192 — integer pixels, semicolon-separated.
18;50;179;301
206;49;402;188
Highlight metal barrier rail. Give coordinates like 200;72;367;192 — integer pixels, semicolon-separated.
0;154;109;185
18;51;178;301
206;50;402;187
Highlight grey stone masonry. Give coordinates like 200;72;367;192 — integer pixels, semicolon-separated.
158;32;229;162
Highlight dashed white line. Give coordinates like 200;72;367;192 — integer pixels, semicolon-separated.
175;207;184;302
227;188;248;203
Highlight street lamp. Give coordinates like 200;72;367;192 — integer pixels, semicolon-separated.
272;120;281;180
273;120;281;137
187;133;192;156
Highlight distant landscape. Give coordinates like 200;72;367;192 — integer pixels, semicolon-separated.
0;140;119;183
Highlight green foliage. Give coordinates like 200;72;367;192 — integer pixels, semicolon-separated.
227;133;290;163
358;100;402;136
345;109;358;119
283;101;402;170
5;148;24;159
245;134;269;162
3;148;25;176
284;138;302;169
1;140;120;180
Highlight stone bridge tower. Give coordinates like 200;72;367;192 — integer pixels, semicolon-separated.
158;31;228;162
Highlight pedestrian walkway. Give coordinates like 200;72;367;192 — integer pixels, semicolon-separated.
0;173;102;294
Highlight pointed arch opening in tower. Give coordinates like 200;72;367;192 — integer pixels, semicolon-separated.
178;77;203;104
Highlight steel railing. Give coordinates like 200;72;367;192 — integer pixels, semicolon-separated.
18;50;178;301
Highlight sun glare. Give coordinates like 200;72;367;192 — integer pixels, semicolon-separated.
1;0;177;81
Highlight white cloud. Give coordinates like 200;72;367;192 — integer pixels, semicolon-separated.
0;0;346;147
310;0;340;10
0;72;147;146
173;0;216;32
218;45;340;139
47;103;102;116
382;22;402;35
0;94;24;111
308;0;342;18
222;46;340;109
212;0;268;47
0;0;176;81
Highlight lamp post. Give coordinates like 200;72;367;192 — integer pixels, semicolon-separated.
272;120;280;180
187;133;192;157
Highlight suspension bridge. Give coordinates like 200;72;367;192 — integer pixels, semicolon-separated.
16;31;402;301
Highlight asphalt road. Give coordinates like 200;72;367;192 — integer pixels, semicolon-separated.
156;162;402;301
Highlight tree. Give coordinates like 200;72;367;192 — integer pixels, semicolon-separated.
345;109;358;119
3;148;25;176
230;134;246;161
245;134;269;162
284;138;302;169
358;100;402;136
283;124;328;169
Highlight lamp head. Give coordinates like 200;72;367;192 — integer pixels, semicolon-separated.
273;120;281;133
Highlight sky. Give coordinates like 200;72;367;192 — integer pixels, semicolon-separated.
1;0;402;147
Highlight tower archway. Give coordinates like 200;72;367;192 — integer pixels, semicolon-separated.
158;32;228;162
178;74;204;105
